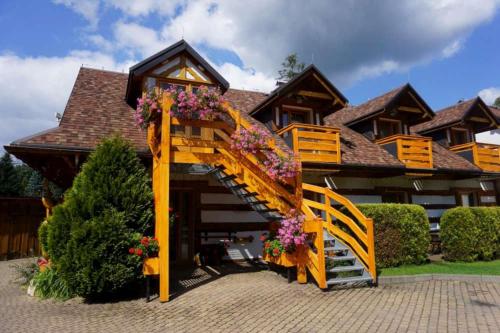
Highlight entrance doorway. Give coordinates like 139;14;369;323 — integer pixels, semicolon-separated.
170;189;198;264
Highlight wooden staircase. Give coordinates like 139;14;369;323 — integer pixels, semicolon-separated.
147;96;376;301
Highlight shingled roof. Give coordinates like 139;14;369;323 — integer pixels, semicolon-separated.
8;68;268;153
412;97;498;134
6;67;483;174
325;83;434;126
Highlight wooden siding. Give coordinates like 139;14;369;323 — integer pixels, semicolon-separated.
450;142;500;172
376;134;433;169
276;123;341;164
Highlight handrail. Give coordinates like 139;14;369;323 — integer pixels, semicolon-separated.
450;141;500;172
301;182;376;281
276;123;340;136
375;133;431;145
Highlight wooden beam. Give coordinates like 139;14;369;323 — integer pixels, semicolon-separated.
158;96;172;303
398;106;423;114
312;73;346;107
297;90;333;100
469;116;490;123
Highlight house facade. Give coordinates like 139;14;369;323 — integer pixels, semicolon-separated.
5;40;500;300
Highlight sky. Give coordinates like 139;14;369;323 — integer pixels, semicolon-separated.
1;0;499;152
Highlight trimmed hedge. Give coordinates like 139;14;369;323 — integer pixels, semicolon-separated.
356;204;430;268
441;207;500;262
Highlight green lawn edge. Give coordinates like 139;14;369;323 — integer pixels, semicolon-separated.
379;259;500;276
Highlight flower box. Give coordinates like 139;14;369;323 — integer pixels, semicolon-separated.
143;257;160;276
263;251;296;267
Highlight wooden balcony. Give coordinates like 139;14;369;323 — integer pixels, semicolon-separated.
449;142;500;172
276;123;341;164
375;134;433;169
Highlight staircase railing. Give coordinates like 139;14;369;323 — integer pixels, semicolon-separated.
302;183;376;281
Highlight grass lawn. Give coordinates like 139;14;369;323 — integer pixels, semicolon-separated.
379;259;500;276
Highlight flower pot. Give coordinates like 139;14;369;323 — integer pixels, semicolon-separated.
263;251;296;267
143;257;159;276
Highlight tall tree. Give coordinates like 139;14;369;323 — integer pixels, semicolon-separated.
494;97;500;108
0;153;20;196
277;53;306;81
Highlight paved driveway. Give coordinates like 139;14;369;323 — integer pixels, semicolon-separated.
1;259;499;333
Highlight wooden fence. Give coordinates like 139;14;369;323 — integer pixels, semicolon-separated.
0;197;45;260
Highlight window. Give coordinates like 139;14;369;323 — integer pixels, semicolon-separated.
282;107;312;127
450;128;470;146
378;119;401;138
458;192;477;207
159;82;186;92
382;191;407;203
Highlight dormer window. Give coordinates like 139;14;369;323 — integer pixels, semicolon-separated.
378;118;402;138
450;128;470;146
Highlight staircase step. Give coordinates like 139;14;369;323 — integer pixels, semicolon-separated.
328;254;356;262
327;264;365;273
323;231;335;241
324;244;348;252
229;184;248;190
242;192;258;197
327;275;373;286
248;200;269;205
219;175;237;182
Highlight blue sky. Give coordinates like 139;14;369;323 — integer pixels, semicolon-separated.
0;0;499;150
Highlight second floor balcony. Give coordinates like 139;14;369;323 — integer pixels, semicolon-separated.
276;123;341;164
449;142;500;172
375;134;433;169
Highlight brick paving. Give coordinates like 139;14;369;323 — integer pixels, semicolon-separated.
1;259;499;333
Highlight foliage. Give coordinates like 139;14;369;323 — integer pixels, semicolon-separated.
0;153;19;196
133;89;162;130
264;239;284;257
230;125;271;154
494;96;500;108
380;259;500;276
356;204;430;268
46;136;153;299
277;53;306;81
10;261;39;286
134;86;227;129
33;268;73;300
38;220;49;256
440;207;500;262
128;235;159;258
276;210;306;252
261;149;300;182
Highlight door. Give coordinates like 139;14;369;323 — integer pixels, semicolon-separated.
170;190;197;264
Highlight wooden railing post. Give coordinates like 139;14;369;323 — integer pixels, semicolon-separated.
366;218;377;281
157;95;172;302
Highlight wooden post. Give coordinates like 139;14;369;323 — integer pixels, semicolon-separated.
158;96;172;302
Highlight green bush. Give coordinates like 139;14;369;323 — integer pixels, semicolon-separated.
38;220;49;256
33;268;72;300
356;204;430;268
441;207;500;262
46;136;153;299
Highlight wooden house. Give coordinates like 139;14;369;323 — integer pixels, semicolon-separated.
5;40;499;301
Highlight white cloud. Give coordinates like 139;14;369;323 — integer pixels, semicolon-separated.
104;0;186;17
214;63;275;92
479;87;500;105
0;51;131;151
52;0;100;29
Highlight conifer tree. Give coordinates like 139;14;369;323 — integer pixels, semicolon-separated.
46;136;153;298
0;153;20;196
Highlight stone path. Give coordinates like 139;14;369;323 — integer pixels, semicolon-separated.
1;259;499;332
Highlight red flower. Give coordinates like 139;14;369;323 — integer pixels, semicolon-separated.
37;257;48;266
128;248;135;254
136;248;143;256
272;248;280;256
169;207;174;212
259;234;267;242
152;237;158;242
141;237;149;246
264;242;270;249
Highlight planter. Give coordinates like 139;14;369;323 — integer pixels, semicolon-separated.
263;251;296;267
143;257;159;276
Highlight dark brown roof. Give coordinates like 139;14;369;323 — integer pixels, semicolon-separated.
325;83;434;127
490;106;500;121
412;97;498;134
7;68;484;174
9;68;267;152
431;142;481;172
325;85;404;126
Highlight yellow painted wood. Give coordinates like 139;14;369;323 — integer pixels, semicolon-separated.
143;257;160;275
158;96;172;302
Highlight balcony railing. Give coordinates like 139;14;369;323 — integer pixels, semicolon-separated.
276;123;341;164
375;134;433;169
450;142;500;172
